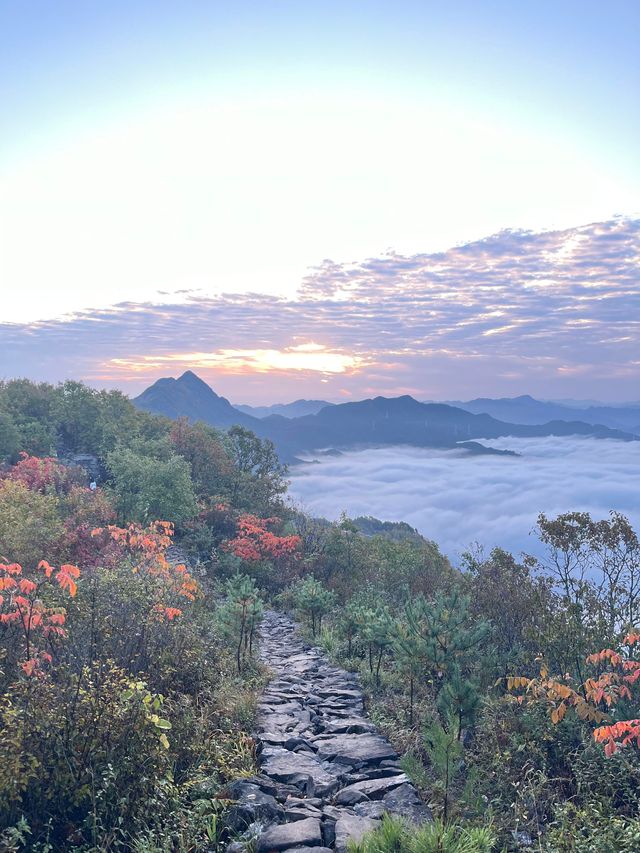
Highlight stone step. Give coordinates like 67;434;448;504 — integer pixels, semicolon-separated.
228;610;431;852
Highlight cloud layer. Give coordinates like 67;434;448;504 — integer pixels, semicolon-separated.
1;217;638;402
287;437;640;563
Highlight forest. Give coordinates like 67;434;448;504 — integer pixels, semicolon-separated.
0;378;639;852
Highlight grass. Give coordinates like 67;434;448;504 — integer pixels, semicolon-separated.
347;814;496;853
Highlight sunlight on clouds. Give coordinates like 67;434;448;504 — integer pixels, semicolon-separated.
1;218;637;402
109;343;362;377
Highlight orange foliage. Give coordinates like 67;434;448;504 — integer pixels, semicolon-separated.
91;521;200;615
508;631;640;756
0;558;79;676
223;514;301;563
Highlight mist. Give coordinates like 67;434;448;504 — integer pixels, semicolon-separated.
287;436;640;563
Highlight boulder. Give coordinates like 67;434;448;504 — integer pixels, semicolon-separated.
260;749;338;796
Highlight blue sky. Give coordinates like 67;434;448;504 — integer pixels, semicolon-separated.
0;1;638;400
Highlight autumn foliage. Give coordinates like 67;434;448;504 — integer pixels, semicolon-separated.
223;513;301;563
507;631;640;756
91;520;200;611
0;558;79;676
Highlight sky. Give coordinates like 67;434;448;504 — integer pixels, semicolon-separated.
288;437;640;562
1;1;639;402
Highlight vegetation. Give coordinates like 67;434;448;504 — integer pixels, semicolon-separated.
1;377;639;851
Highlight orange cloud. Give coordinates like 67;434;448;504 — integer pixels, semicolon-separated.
109;342;364;377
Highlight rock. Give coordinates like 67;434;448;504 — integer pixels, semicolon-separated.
254;611;430;845
285;796;324;808
285;805;323;821
353;801;387;820
334;814;380;852
283;849;333;853
334;774;408;802
314;733;397;766
225;784;284;832
255;817;322;852
319;718;375;735
260;748;338;796
334;787;369;806
226;776;281;800
382;783;433;824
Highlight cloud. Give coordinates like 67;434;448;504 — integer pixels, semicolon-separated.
287;436;640;564
1;217;638;402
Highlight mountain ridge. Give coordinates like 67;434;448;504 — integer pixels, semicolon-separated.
447;394;640;433
132;373;639;463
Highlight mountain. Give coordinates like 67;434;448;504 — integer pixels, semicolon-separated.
133;370;260;429
235;399;334;418
133;373;638;463
261;394;637;459
448;394;640;433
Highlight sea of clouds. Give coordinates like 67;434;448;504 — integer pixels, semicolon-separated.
287;436;640;564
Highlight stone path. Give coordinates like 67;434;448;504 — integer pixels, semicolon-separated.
225;611;431;852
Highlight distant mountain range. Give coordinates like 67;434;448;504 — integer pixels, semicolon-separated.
235;399;334;418
133;372;639;463
448;394;640;434
233;392;640;433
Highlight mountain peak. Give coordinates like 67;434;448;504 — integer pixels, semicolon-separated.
133;371;257;429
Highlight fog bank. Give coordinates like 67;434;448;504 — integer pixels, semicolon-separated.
287;437;640;563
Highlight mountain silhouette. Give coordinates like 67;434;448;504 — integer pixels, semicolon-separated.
133;373;638;462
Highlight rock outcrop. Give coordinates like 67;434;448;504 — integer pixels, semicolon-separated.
226;611;431;851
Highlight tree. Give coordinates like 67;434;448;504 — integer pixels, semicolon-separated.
0;379;56;456
533;511;640;684
95;389;144;455
170;418;232;499
292;576;336;638
391;617;427;723
508;631;640;756
463;547;555;680
403;590;489;688
0;411;20;463
0;480;63;569
358;604;393;686
225;426;288;513
52;381;102;453
218;573;263;672
106;448;197;525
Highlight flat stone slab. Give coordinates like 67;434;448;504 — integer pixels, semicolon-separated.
320;718;375;735
260;748;339;795
256;817;323;852
383;783;433;824
314;733;397;766
334;773;409;803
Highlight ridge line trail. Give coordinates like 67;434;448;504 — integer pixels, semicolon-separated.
227;610;431;852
